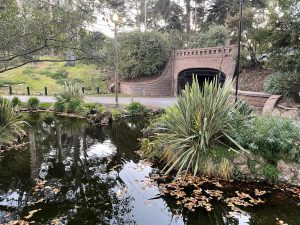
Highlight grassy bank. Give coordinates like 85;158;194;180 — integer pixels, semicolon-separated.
0;57;108;95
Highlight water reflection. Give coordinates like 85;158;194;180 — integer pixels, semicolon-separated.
0;113;299;225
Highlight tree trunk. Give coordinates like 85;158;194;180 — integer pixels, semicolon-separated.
185;0;191;47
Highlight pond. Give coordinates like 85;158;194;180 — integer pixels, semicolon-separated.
0;113;299;225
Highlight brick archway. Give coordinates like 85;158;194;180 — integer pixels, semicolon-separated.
119;45;237;96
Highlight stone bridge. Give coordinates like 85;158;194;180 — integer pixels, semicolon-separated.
119;45;237;96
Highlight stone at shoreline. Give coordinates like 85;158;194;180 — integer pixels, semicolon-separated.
277;160;300;186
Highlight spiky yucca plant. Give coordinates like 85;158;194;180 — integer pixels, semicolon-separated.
55;82;84;103
0;100;26;142
152;78;247;177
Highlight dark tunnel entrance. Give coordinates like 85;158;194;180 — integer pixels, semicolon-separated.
177;68;226;94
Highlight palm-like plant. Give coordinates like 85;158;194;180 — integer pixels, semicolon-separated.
0;100;26;142
152;78;247;176
55;82;84;103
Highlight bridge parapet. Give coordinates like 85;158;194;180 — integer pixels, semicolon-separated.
174;45;235;59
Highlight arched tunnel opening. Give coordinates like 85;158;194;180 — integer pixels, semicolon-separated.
177;68;226;94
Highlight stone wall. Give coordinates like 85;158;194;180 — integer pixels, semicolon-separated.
236;90;271;112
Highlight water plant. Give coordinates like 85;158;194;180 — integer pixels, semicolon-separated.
148;78;247;177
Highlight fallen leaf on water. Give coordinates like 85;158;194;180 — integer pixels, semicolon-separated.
24;209;41;219
254;189;266;196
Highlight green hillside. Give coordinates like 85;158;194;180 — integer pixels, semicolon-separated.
0;58;108;95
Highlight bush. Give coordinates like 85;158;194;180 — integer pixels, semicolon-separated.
11;97;21;107
191;25;230;48
264;71;300;102
264;72;288;95
107;31;170;78
232;115;300;163
126;102;148;116
0;100;26;142
147;78;247;177
54;101;64;112
55;82;84;103
64;100;81;113
39;102;52;110
111;109;122;121
27;97;40;110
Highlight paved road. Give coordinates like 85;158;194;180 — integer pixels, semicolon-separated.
4;95;177;108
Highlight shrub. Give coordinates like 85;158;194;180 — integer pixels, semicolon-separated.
11;97;21;107
147;78;247;177
232;115;300;163
55;82;84;103
263;164;279;183
126;102;148;116
54;101;64;112
64;100;81;113
264;72;288;95
39;102;52;110
111;109;122;121
27;97;40;110
107;31;170;78
0;100;26;142
264;71;300;102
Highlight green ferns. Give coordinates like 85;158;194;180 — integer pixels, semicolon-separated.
150;78;247;177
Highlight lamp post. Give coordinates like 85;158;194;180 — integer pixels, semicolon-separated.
235;0;244;102
112;13;119;107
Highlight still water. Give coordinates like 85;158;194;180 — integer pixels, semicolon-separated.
0;113;299;225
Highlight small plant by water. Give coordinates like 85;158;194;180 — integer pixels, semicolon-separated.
126;102;148;116
27;97;40;110
0;99;26;143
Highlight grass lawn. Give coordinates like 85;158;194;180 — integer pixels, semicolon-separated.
0;57;108;95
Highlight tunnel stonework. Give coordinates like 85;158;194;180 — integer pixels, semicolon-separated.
119;45;237;96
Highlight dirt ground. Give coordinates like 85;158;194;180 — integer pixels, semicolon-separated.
239;67;272;92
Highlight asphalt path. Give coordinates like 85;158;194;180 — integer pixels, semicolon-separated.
4;95;177;108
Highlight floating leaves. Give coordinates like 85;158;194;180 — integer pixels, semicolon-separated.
153;173;270;213
286;187;300;199
5;220;29;225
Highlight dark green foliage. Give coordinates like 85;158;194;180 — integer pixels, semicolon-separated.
113;31;170;78
191;25;230;48
27;97;40;110
232;115;300;163
64;100;81;113
263;164;279;183
11;97;21;107
126;102;148;116
264;71;300;102
235;101;252;116
54;101;64;112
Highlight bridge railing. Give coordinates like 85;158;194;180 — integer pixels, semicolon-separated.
173;45;236;58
